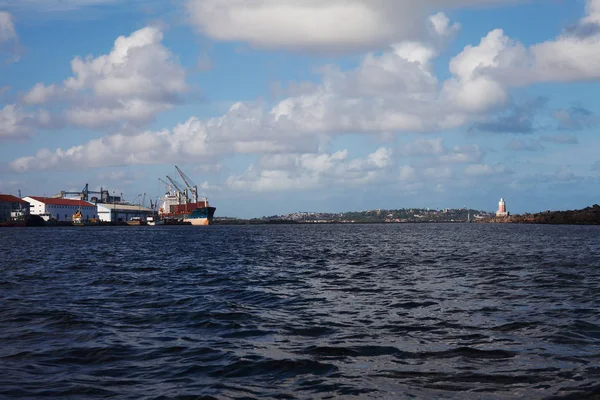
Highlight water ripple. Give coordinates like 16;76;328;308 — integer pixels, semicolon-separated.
1;223;599;399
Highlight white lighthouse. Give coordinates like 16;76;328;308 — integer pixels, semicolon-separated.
496;198;509;217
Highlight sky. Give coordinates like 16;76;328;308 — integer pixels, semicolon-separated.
1;0;599;218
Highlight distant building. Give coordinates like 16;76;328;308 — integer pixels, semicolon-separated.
96;203;154;223
0;194;30;221
496;198;509;217
24;196;97;222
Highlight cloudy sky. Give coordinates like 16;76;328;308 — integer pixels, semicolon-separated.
1;0;599;217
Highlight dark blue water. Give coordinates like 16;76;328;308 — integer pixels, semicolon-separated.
1;224;599;399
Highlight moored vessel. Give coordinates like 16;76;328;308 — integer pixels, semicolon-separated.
158;166;216;225
146;215;164;226
72;210;84;226
126;216;147;226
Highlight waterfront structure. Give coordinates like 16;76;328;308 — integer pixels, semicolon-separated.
96;203;154;223
23;196;96;222
496;198;509;217
0;194;30;221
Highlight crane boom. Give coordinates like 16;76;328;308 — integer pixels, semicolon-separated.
175;166;198;203
166;176;184;193
158;178;172;192
175;166;195;189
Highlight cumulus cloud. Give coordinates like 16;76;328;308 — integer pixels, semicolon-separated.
9;0;600;197
227;147;394;192
428;12;461;40
9;101;319;172
264;0;600;137
186;0;521;53
0;105;29;139
0;104;53;140
465;1;600;86
22;26;187;129
266;28;478;135
23;83;58;105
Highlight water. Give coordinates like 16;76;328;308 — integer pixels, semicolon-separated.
1;224;599;399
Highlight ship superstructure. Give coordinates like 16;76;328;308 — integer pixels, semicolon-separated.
158;166;216;225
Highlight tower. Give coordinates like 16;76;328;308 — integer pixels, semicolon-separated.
496;198;508;217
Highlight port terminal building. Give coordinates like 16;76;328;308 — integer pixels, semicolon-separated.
24;196;97;222
96;203;154;223
0;194;30;221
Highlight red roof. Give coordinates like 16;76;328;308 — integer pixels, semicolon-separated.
0;194;29;204
26;196;95;207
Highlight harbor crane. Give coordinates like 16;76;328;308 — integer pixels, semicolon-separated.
175;165;199;203
55;183;120;203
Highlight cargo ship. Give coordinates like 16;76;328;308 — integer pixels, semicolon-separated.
158;166;216;226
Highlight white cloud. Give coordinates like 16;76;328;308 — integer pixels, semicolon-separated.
23;26;187;129
585;0;600;24
227;147;394;192
266;0;600;137
368;147;393;168
267;34;474;135
23;83;58;105
428;12;461;39
0;104;52;140
0;105;28;139
399;138;485;163
464;163;506;176
8;101;320;171
186;0;522;52
0;11;19;63
442;29;510;113
400;138;445;156
10;0;600;192
0;11;16;43
460;1;600;85
399;165;418;182
424;166;453;179
440;145;485;164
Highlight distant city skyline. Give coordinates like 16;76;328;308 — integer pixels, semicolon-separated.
1;1;599;218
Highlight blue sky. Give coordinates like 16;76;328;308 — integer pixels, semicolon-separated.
1;0;599;218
